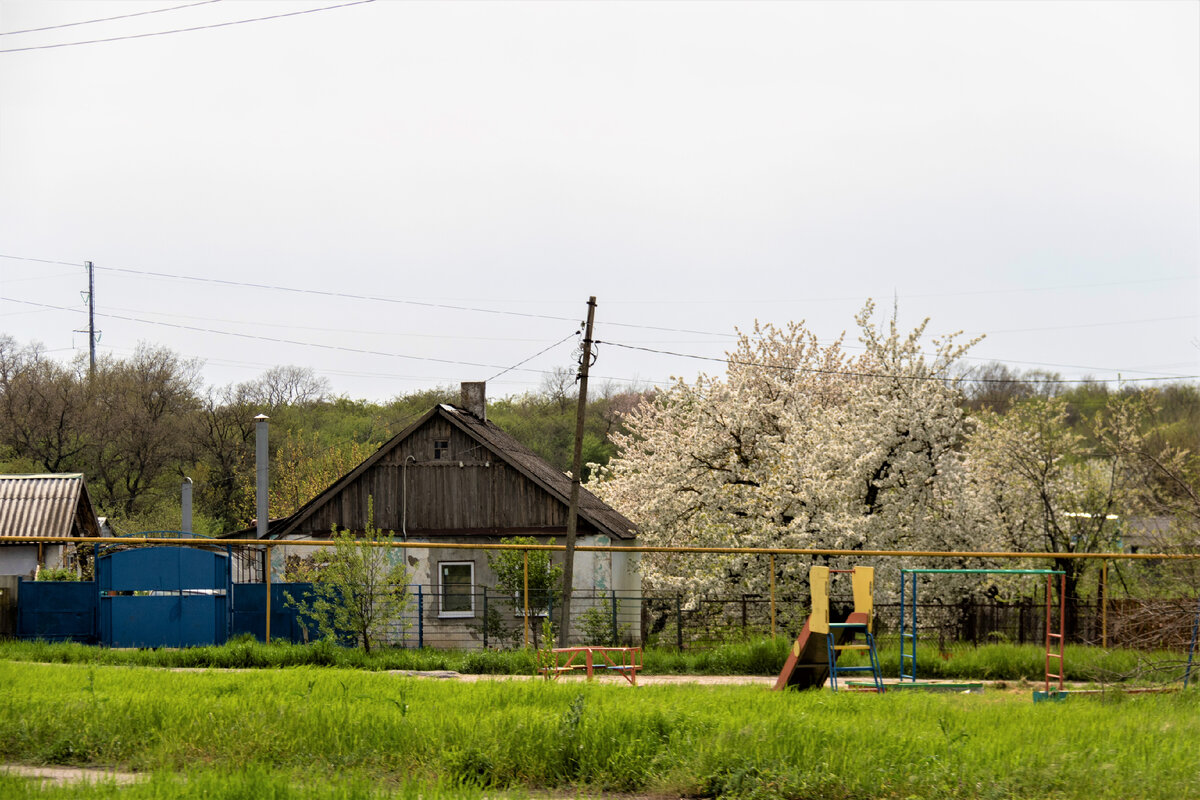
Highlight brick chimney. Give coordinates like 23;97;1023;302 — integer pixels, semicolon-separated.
461;381;486;420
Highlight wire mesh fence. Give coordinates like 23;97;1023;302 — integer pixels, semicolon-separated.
9;535;1200;656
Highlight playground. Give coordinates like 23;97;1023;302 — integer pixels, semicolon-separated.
769;565;1154;699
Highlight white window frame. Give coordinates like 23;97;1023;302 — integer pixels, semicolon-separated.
438;560;475;618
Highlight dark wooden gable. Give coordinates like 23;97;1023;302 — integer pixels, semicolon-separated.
272;406;636;540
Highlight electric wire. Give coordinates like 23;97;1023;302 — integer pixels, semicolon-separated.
488;330;581;382
8;253;1194;340
0;0;374;53
0;0;223;36
594;339;1199;385
8;294;1190;387
3;253;1195;384
89;261;732;337
0;296;571;377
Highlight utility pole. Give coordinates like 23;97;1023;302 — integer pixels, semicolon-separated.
86;261;96;377
558;296;596;647
78;262;97;378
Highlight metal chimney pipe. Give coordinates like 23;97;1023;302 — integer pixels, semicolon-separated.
255;414;269;540
181;477;193;534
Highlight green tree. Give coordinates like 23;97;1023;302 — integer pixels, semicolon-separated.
487;536;562;645
285;500;410;653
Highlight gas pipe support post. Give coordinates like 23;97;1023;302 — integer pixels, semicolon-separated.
265;543;271;644
769;554;776;638
1101;560;1108;649
523;549;530;649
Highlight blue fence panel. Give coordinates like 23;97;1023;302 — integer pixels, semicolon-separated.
231;583;317;643
16;580;98;642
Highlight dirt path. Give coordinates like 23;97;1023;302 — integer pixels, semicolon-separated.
383;669;777;686
0;764;143;786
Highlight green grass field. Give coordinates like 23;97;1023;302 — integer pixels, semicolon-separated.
1;659;1198;799
0;637;1190;683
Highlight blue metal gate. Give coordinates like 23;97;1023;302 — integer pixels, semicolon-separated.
98;547;230;648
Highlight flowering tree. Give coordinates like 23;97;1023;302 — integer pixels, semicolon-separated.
590;302;978;612
963;394;1145;636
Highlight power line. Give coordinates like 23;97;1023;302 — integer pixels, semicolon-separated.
538;275;1199;305
594;339;1199;386
2;253;1194;382
977;315;1195;335
0;0;223;36
0;0;374;53
488;330;581;382
0;296;573;377
4;294;1193;387
0;254;79;266
101;303;555;343
81;258;730;337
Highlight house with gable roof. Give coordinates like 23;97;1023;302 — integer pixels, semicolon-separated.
240;383;640;646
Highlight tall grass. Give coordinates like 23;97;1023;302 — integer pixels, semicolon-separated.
0;637;1189;682
0;661;1197;799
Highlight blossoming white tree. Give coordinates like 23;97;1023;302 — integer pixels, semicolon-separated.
962;394;1146;636
591;302;979;612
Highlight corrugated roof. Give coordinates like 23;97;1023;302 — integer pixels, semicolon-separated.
0;474;100;540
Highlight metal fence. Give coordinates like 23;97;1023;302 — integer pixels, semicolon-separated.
8;535;1200;652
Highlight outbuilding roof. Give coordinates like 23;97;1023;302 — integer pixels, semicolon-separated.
0;474;102;540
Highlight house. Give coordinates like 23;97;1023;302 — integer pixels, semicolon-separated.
237;383;640;647
0;473;103;578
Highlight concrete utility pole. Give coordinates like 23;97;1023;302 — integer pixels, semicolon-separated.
558;296;596;647
78;261;97;378
87;261;95;376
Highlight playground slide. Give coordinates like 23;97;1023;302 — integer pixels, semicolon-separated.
772;611;869;691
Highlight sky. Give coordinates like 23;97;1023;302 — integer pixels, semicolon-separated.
1;0;1197;402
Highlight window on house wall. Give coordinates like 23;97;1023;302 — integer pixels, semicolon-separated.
433;439;450;460
439;561;474;617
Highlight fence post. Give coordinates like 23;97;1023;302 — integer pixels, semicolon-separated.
417;585;424;648
523;549;530;649
482;588;489;650
611;590;618;645
1101;560;1108;649
265;544;271;645
676;593;683;650
770;553;776;638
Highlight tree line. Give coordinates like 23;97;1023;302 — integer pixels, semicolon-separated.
0;335;649;536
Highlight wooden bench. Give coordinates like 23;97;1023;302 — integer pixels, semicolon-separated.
540;646;642;686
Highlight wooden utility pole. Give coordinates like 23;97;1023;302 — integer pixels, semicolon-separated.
558;296;596;647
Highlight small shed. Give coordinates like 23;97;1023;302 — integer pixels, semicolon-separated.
241;383;640;646
0;473;102;578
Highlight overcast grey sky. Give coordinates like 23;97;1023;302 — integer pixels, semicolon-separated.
1;0;1197;401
